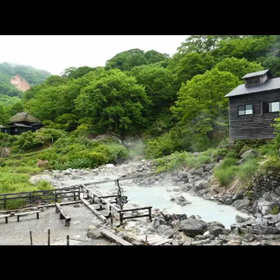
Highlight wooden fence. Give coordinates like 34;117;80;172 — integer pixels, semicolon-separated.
0;186;81;210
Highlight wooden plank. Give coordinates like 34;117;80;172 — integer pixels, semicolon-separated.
80;198;107;222
101;229;133;246
0;214;10;223
153;239;173;246
15;210;40;222
119;206;152;213
55;202;71;227
14;210;40;216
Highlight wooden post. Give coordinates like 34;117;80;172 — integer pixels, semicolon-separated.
67;235;69;246
29;193;32;204
110;206;113;228
55;190;57;202
148;208;152;221
119;212;123;225
48;229;50;246
30;231;33;246
3;195;6;209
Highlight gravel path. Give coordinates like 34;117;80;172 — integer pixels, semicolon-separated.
0;203;116;246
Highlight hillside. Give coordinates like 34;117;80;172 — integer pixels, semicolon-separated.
0;62;51;97
10;74;31;92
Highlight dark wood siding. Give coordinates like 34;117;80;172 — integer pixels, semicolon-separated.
228;89;280;140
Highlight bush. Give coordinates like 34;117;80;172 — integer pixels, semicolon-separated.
236;158;259;181
145;133;177;159
213;165;239;187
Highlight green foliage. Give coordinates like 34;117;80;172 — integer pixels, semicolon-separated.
215;57;264;79
213;165;239;187
105;49;169;72
236;158;259;182
213;36;272;62
75;69;151;137
259;156;280;172
145;133;177;159
62;66;95;79
12;128;66;153
269;205;280;215
154;150;213;173
171;69;240;140
210;148;228;161
176;35;240;55
168;52;216;86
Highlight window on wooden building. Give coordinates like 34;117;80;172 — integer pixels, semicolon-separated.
269;101;280;112
262;101;280;113
238;104;253;116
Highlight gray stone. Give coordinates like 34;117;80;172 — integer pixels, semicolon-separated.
180;218;208;237
232;198;250;211
208;226;224;237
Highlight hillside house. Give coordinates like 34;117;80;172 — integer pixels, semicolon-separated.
224;69;280;140
0;112;43;135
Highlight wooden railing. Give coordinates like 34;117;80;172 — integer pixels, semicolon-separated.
0;186;81;210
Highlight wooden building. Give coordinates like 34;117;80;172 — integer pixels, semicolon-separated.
0;112;43;135
224;69;280;140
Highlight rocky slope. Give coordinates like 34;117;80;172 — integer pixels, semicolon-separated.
10;74;31;92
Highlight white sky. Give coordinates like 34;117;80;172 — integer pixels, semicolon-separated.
0;35;189;75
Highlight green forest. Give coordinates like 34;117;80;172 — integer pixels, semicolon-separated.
1;35;280;205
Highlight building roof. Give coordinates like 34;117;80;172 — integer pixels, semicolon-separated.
9;112;41;124
225;77;280;98
10;123;33;128
242;69;270;79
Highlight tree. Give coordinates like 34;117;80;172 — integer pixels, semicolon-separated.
168;52;216;86
143;50;170;64
105;49;169;72
214;57;264;79
61;66;95;79
176;35;241;55
0;105;9;125
212;35;273;62
9;102;24;116
25;84;71;122
75;69;151;137
171;69;241;138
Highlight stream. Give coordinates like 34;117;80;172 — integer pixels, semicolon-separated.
59;175;251;229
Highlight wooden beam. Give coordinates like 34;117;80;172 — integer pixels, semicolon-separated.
55;202;71;227
14;210;40;222
80;198;107;222
0;214;10;223
101;229;133;246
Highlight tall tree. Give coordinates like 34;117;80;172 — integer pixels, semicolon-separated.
75;69;151;137
171;69;240;137
214;57;264;79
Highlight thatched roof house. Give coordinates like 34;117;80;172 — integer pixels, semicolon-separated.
0;112;43;135
10;112;41;124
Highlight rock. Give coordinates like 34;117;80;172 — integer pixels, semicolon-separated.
232;192;243;201
208;225;224;237
86;226;103;239
226;239;242;246
180;218;208;237
232;198;251;211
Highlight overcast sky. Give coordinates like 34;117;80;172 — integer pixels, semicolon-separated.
0;35;189;75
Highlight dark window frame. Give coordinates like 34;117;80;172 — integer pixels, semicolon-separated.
237;104;253;116
268;100;280;113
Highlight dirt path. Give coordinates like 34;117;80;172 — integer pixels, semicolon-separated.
0;203;116;246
